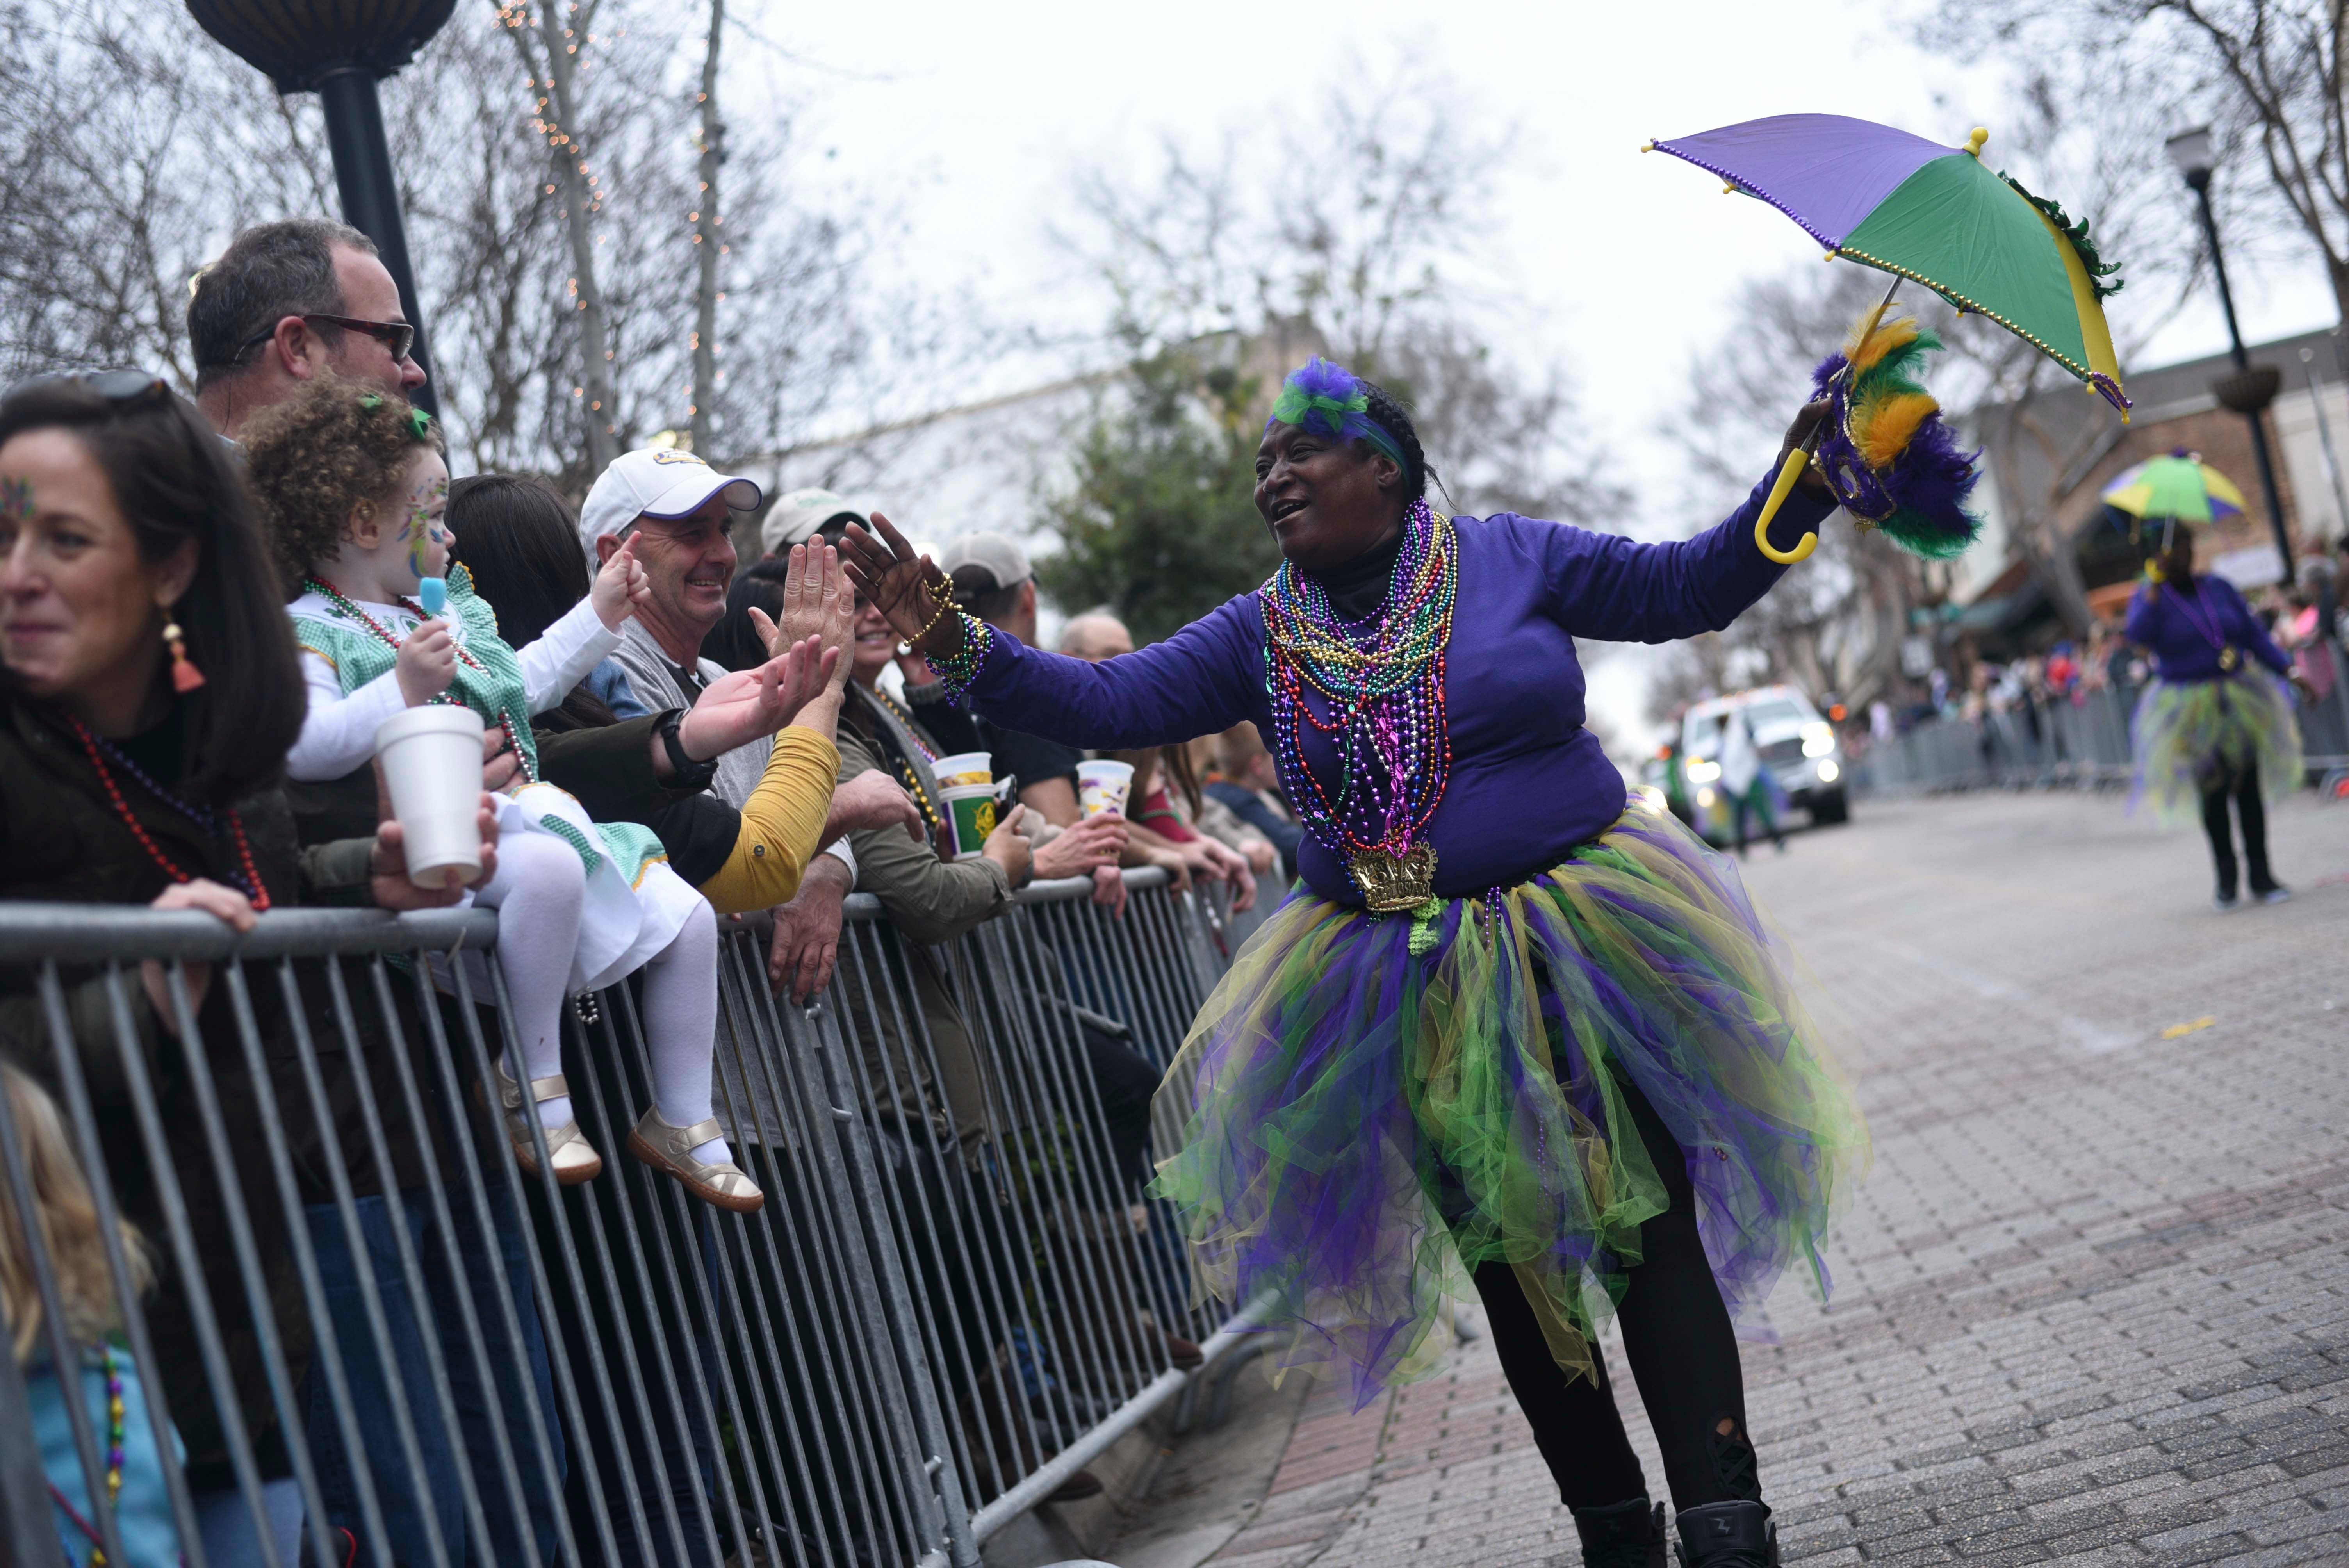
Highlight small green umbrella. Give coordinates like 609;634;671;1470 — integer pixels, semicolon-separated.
2099;449;2247;524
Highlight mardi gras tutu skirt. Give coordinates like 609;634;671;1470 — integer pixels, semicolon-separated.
1148;799;1868;1408
2130;670;2302;830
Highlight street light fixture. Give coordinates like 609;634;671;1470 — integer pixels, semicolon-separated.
2164;127;2215;187
184;0;455;418
2165;124;2296;584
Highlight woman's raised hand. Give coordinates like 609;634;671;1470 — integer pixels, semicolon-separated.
838;511;953;649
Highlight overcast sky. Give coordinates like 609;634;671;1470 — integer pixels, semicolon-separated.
736;0;2340;739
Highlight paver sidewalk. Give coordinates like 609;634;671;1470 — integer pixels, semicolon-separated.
1107;791;2349;1567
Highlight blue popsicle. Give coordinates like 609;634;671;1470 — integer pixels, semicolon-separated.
416;575;447;617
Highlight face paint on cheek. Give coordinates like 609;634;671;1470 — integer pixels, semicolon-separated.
412;477;450;579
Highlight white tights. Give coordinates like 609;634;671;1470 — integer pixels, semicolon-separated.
473;836;729;1162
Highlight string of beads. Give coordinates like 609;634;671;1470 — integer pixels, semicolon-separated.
45;1344;126;1564
866;689;944;833
302;577;536;784
69;718;268;910
1262;498;1459;873
924;601;996;704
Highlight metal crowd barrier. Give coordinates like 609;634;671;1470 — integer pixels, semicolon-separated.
0;868;1264;1568
1848;642;2349;799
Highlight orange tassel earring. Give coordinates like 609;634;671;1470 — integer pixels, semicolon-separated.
163;620;204;693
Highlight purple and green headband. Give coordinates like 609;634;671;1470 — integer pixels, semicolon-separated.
1266;357;1407;471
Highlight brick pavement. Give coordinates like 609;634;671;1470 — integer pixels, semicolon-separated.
1109;791;2349;1568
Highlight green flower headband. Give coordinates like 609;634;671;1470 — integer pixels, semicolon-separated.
358;392;435;441
1265;357;1407;470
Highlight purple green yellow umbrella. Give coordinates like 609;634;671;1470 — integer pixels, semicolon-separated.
1648;114;2128;416
2099;450;2246;524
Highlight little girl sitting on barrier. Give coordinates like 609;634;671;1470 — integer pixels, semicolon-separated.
244;386;830;1212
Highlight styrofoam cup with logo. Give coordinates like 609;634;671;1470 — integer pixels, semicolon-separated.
374;706;487;889
938;782;1000;861
930;751;993;789
1078;759;1135;819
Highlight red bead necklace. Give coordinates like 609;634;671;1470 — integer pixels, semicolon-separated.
68;716;269;911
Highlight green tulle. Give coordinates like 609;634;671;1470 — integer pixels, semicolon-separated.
1150;802;1870;1403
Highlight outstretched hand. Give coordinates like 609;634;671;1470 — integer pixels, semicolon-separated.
678;636;838;760
751;540;858;693
838;512;955;650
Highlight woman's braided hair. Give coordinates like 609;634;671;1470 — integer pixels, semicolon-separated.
1356;379;1434;504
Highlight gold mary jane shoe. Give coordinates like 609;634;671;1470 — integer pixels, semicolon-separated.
626;1108;764;1213
486;1062;603;1186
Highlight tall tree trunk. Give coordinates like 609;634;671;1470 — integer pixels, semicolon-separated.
515;1;620;474
690;0;724;456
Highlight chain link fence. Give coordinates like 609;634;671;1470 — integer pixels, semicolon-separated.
0;868;1266;1568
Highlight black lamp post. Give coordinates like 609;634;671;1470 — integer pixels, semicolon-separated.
184;0;456;418
2166;125;2296;585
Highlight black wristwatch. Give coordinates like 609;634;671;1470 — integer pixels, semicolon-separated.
655;708;718;791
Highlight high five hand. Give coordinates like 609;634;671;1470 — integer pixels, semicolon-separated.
750;540;858;693
837;512;952;648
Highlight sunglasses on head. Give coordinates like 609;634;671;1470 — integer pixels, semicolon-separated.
235;314;415;364
2;369;175;408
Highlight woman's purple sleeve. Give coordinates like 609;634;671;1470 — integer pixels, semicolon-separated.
2223;582;2295;675
2123;585;2158;647
1531;471;1834;643
964;596;1265;749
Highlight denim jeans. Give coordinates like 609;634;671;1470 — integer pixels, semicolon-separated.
302;1183;565;1567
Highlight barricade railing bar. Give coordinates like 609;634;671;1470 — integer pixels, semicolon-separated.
1847;641;2349;799
0;865;1263;1568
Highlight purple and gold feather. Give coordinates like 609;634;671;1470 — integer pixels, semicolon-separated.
1809;311;1980;559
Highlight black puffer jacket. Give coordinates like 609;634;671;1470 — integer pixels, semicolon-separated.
0;692;477;1488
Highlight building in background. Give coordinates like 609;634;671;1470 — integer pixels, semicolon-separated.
1951;327;2349;659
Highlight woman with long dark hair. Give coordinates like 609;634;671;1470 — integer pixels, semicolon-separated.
842;358;1867;1568
0;374;556;1566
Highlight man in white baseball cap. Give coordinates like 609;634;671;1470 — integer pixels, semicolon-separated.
581;447;767;795
760;486;870;559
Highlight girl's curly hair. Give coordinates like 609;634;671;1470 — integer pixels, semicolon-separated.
239;380;445;592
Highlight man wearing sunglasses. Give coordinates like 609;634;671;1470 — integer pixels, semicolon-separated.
187;217;426;441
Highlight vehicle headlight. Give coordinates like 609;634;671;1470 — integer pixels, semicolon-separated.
1686;759;1722;782
1816;759;1840;783
1800;722;1836;758
1695;787;1716;807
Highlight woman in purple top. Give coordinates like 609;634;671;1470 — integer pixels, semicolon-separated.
2124;526;2303;909
843;360;1868;1568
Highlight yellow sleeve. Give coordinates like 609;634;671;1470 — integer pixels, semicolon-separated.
697;729;840;915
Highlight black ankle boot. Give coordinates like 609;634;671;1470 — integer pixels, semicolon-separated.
1570;1496;1668;1568
1673;1500;1777;1567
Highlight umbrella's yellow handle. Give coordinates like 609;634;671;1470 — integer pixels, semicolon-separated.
1755;447;1818;565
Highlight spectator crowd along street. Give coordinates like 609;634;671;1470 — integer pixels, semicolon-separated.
7;6;2349;1568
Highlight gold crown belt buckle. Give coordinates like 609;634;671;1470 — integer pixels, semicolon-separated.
1351;844;1438;912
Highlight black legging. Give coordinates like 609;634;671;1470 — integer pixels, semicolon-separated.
1472;1075;1759;1512
2201;760;2277;900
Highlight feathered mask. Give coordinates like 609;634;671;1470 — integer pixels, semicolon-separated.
1808;311;1981;559
1267;357;1408;470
